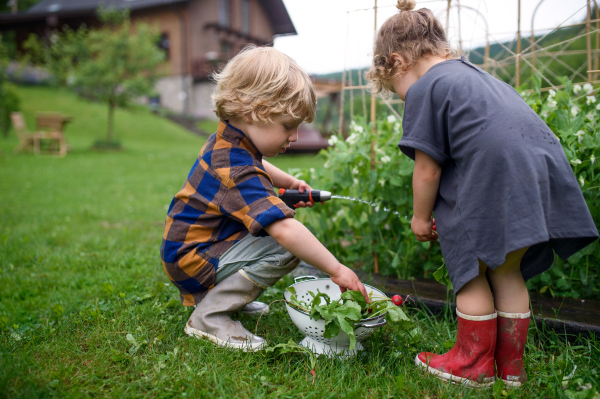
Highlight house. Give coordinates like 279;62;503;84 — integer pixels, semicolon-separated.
0;0;297;117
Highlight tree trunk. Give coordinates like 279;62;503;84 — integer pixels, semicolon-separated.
107;101;115;143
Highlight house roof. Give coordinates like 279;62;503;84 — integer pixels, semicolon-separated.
21;0;296;35
26;0;188;14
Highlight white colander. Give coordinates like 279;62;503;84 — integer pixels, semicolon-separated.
284;276;387;358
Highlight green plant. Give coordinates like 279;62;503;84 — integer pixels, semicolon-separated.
520;76;600;299
296;76;599;301
293;115;443;280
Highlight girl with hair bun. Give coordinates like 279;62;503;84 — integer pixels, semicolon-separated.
366;0;598;388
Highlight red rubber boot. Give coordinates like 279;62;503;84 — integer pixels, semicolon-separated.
415;310;497;387
495;310;530;387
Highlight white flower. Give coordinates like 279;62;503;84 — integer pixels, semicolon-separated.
394;122;401;131
548;89;556;98
574;84;582;94
384;223;390;230
597;103;600;111
324;161;330;169
541;111;550;118
346;133;359;145
575;130;585;143
520;91;528;97
583;83;593;93
381;155;391;164
350;121;363;133
579;177;585;187
375;206;380;212
336;209;345;217
327;136;338;146
353;178;359;185
352;167;359;175
586;95;596;105
591;155;596;164
309;168;315;173
571;106;580;117
387;115;397;123
587;112;595;121
547;100;557;108
571;158;582;165
379;179;385;187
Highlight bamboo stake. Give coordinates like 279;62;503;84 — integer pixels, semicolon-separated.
338;12;350;137
370;0;377;172
358;66;367;119
517;0;522;87
349;70;354;123
588;0;593;83
457;0;463;53
371;0;379;275
446;0;451;36
595;0;599;81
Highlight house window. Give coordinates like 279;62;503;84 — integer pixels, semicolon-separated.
241;0;250;35
220;41;232;56
157;32;170;59
218;0;231;27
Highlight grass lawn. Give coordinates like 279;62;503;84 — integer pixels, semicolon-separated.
0;85;598;398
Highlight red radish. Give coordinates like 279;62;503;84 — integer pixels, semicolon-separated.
391;295;403;306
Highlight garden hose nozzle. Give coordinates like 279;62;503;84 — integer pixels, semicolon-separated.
278;189;332;208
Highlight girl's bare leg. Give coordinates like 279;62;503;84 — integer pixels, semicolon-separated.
456;261;495;316
487;247;530;313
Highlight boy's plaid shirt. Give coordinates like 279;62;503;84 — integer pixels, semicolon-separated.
160;121;295;306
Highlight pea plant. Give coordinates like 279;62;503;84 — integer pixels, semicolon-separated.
521;77;600;300
292;115;444;281
294;77;599;301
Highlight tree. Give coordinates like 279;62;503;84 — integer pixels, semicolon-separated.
32;8;165;147
0;35;20;137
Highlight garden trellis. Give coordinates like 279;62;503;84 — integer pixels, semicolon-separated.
338;0;600;273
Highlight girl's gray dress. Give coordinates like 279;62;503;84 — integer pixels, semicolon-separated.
399;56;598;293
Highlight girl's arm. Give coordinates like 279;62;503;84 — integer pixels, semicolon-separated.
412;149;442;242
263;160;314;207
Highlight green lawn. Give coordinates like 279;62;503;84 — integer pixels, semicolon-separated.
0;86;598;398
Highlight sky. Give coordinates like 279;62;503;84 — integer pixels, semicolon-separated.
273;0;590;75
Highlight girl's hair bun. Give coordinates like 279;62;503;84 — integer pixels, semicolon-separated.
396;0;416;11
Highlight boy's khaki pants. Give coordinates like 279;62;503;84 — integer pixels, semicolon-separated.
215;234;300;289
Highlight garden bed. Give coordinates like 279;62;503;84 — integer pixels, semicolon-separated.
294;263;600;337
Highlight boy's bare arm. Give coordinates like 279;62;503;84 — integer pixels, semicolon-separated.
263;160;314;207
412;149;442;242
265;217;369;301
263;160;299;189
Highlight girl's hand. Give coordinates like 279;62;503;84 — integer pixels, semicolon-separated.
329;263;370;303
411;216;438;242
289;178;314;208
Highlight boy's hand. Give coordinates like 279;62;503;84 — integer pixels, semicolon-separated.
289;178;314;208
329;263;370;303
411;215;438;242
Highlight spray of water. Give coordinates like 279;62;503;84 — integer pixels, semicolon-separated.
331;195;404;218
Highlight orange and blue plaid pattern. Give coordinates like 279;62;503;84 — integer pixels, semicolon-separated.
160;121;295;306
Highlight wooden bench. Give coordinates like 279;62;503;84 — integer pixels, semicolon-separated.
35;113;73;157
